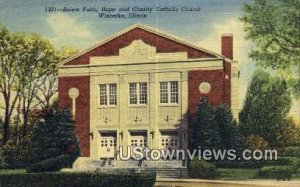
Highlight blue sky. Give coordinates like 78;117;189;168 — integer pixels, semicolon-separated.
0;0;298;118
0;0;252;47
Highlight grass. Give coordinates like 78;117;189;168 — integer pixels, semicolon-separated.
216;168;300;181
0;169;26;174
292;169;300;180
216;168;258;180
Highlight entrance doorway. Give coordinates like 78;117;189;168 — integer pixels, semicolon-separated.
99;131;117;158
160;131;179;150
129;131;147;158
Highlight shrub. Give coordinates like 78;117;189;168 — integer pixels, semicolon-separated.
28;109;80;165
258;166;293;181
254;157;300;172
246;135;269;151
0;172;156;187
0;148;4;165
215;104;246;153
26;154;72;173
191;97;220;150
265;157;300;172
214;160;265;168
283;146;300;158
188;159;217;179
3;138;31;167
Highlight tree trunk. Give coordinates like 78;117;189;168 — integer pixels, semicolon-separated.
16;97;21;145
22;97;27;137
3;96;11;145
3;112;10;145
22;114;28;137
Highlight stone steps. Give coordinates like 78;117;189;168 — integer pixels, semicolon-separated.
142;168;189;178
71;157;189;178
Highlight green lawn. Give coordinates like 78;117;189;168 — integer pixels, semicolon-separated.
0;169;26;174
216;168;300;181
216;168;258;180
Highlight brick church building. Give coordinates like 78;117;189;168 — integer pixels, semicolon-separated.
58;23;239;165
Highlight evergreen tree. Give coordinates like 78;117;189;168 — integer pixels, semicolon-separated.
239;70;291;148
215;104;246;153
29;109;80;164
192;97;220;150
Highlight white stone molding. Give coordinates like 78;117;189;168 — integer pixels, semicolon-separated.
119;40;156;61
199;82;211;94
68;88;79;117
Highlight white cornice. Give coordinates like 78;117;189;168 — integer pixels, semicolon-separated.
59;57;224;69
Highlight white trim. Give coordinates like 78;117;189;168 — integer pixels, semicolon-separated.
99;83;117;106
59;23;225;66
59;57;224;69
159;81;179;105
58;59;224;77
128;82;148;105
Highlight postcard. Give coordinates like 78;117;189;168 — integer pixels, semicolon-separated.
0;0;299;186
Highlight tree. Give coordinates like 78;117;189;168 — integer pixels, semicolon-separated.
239;70;292;148
28;108;79;164
0;24;78;144
240;0;300;96
21;45;78;136
16;33;57;137
191;97;220;150
0;117;3;141
35;47;79;108
246;135;269;151
278;117;300;146
0;25;26;144
215;104;246;153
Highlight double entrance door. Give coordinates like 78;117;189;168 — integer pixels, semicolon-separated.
99;132;117;158
130;131;147;158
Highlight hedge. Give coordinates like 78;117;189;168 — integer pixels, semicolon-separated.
215;156;300;170
188;159;217;179
283;146;300;158
263;157;300;172
27;155;72;173
0;164;27;169
0;172;156;187
214;160;260;168
258;166;293;181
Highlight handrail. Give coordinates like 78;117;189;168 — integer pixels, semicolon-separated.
114;150;119;160
101;158;108;167
138;159;143;167
182;158;188;167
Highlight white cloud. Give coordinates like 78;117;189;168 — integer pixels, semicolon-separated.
46;13;95;48
198;17;250;63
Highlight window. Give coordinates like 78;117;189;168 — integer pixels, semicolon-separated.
99;84;117;106
100;84;107;105
160;82;168;103
129;83;137;104
129;83;147;105
139;83;147;104
160;81;178;104
170;81;178;103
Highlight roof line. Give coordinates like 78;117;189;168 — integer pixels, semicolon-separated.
59;23;225;66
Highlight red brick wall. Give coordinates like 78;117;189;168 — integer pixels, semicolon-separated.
221;34;233;59
58;76;90;157
224;61;231;107
65;28;215;65
188;69;225;116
